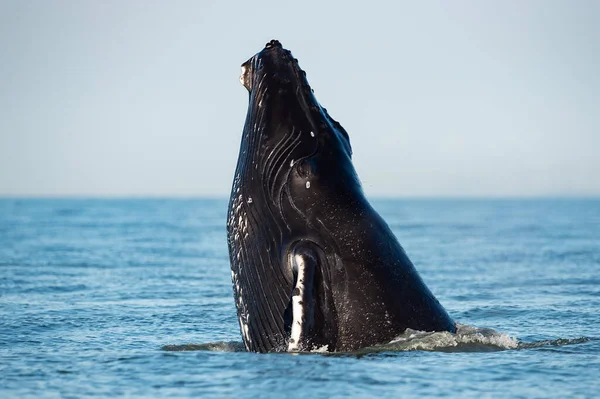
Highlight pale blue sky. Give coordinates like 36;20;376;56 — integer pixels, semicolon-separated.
0;1;598;197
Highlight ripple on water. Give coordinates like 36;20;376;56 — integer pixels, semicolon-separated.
2;198;599;399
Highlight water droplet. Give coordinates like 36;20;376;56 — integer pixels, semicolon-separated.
310;131;315;137
306;181;311;189
247;197;253;204
290;160;294;167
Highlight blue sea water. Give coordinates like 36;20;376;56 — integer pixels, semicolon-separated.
1;198;599;398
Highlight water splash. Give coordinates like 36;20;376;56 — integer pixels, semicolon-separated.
161;324;595;354
359;323;518;354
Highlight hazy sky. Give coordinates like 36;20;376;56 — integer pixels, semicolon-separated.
0;1;598;197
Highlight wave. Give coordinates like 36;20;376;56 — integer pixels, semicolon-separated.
162;341;246;352
161;323;594;354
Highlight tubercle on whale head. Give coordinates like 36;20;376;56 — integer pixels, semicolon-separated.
239;40;309;95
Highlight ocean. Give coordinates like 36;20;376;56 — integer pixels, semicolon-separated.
1;198;599;398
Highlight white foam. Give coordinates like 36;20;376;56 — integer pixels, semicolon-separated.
310;344;329;353
386;323;518;352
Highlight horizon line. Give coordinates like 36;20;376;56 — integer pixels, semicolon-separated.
1;194;599;200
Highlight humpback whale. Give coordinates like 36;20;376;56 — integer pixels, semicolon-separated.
227;40;455;353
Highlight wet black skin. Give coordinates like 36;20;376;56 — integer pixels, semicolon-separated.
227;40;455;353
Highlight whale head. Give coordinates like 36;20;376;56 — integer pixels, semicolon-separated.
234;40;352;203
